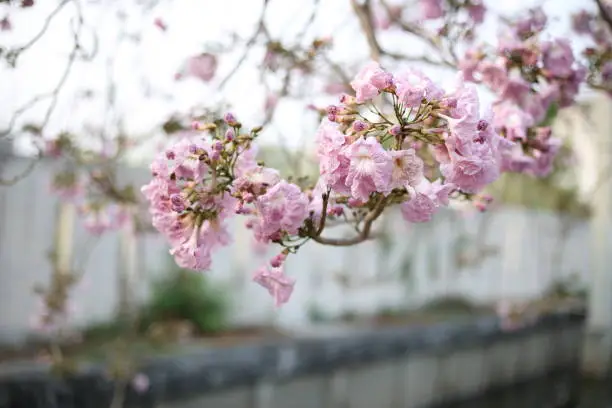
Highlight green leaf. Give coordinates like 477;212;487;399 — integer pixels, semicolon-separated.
540;102;559;127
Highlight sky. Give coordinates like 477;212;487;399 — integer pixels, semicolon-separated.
0;0;590;163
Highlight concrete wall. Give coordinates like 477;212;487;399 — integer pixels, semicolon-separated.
0;309;587;408
159;324;583;408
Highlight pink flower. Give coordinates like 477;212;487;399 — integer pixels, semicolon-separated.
253;266;295;307
132;374;150;394
79;204;130;235
493;103;534;141
401;191;436;223
324;82;350;95
440;82;480;141
459;49;482;81
602;61;612;82
394;69;444;108
44;139;63;158
166;138;210;181
389;149;424;189
541;39;575;79
529;138;561;177
254;181;309;240
350;62;393;103
515;7;547;36
479;62;508;92
234;145;260;178
401;179;454;222
558;65;586;107
316;121;351;194
441;148;499;194
420;0;443;20
467;2;486;24
169;216;231;271
572;11;592;34
501;76;531;104
154;18;167;31
1;16;12;31
499;146;535;173
346;137;393;202
234;166;281;196
264;93;278;116
176;53;217;82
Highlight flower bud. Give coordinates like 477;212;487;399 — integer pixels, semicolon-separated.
224;112;237;125
225;128;235;141
477;119;489;131
352;120;368;132
389;124;401;136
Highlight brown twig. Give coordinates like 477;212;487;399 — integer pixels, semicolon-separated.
4;0;71;65
379;0;457;68
311;195;387;246
350;0;382;61
595;0;612;32
217;0;270;90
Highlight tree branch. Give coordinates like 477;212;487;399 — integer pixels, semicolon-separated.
595;0;612;32
311;195;387;246
350;0;381;61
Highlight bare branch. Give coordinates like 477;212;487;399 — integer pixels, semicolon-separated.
311;195;387;246
217;0;269;90
595;0;612;32
379;0;457;68
1;0;86;139
4;0;71;65
0;156;39;186
350;0;381;62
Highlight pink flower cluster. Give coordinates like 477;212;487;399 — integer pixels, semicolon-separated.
47;165;130;236
144;60;564;306
175;53;217;82
319;61;508;218
459;8;585;177
571;9;612;95
141;117;302;306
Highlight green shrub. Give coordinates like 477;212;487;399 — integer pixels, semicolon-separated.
139;263;228;335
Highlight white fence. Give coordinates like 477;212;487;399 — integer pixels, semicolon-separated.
0;156;592;343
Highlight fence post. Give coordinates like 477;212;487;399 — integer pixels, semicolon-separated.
54;202;75;276
582;97;612;378
117;209;139;322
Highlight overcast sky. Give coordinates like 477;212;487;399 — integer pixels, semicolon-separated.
0;0;590;162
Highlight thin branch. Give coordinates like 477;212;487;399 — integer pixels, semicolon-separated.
1;0;85;139
4;0;71;65
311;195;387;246
217;0;269;90
0;155;39;186
321;54;352;87
295;0;321;40
350;0;381;61
379;0;457;68
595;0;612;32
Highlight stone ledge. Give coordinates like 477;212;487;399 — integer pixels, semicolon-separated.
0;306;586;408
